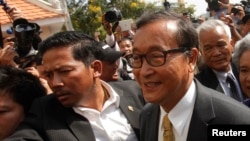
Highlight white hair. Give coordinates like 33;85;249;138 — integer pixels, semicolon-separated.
196;19;231;40
232;33;250;71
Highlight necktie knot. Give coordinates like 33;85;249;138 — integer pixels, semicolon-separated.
163;114;175;141
226;73;235;82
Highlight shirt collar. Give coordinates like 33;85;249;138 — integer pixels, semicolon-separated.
73;80;120;113
101;80;120;108
160;81;196;135
213;66;234;82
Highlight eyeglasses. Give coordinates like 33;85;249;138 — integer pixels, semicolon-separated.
125;48;186;68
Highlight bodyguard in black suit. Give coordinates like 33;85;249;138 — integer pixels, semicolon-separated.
4;31;144;141
4;80;143;141
126;10;250;141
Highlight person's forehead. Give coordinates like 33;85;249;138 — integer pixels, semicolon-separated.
219;0;229;3
235;5;244;11
199;26;230;45
119;40;131;45
134;20;178;42
138;20;178;34
0;94;16;106
42;47;75;65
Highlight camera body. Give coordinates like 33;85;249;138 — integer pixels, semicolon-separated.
12;18;41;68
231;4;243;15
13;22;36;58
241;0;250;14
104;6;122;23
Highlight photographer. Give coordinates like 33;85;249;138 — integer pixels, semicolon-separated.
102;3;122;51
101;4;135;80
0;4;52;94
0;6;23;67
206;0;232;19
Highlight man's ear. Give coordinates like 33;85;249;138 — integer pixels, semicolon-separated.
90;60;102;78
188;48;199;72
229;39;235;53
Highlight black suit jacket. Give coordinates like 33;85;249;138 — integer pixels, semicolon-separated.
4;80;144;141
140;79;250;141
195;64;246;99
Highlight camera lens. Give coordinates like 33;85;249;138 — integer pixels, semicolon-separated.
105;11;118;23
15;24;34;32
104;7;122;23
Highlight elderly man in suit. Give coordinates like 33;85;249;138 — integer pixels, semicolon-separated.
195;19;246;102
4;31;144;141
125;10;250;141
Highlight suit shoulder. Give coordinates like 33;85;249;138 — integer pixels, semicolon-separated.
195;67;211;80
196;80;250;121
108;80;141;93
109;80;139;87
31;94;60;109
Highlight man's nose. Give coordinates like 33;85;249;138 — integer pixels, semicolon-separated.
51;73;63;87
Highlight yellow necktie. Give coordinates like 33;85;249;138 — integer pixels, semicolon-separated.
163;114;175;141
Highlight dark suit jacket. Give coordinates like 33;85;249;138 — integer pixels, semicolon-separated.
140;79;250;141
195;64;246;99
4;80;144;141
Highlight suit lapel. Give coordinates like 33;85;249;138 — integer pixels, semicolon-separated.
204;67;224;93
187;79;216;141
63;108;96;141
114;87;141;129
146;104;161;141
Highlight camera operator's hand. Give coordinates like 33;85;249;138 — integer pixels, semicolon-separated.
218;1;229;9
219;13;242;46
219;12;233;26
0;38;18;67
40;77;53;95
25;66;40;77
6;6;23;21
102;14;113;35
114;25;123;41
94;31;100;42
25;66;53;94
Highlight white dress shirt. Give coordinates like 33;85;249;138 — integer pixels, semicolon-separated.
213;69;239;97
158;81;196;141
73;81;138;141
105;34;120;51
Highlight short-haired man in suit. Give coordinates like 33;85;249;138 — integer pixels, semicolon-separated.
126;10;250;141
4;31;144;141
196;19;246;102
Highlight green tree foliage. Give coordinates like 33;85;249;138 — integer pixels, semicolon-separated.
172;3;196;18
66;0;162;40
65;0;195;40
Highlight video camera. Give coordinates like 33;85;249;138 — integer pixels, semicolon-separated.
12;18;41;69
0;0;41;68
13;19;37;57
241;0;250;14
104;4;122;23
231;4;244;15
